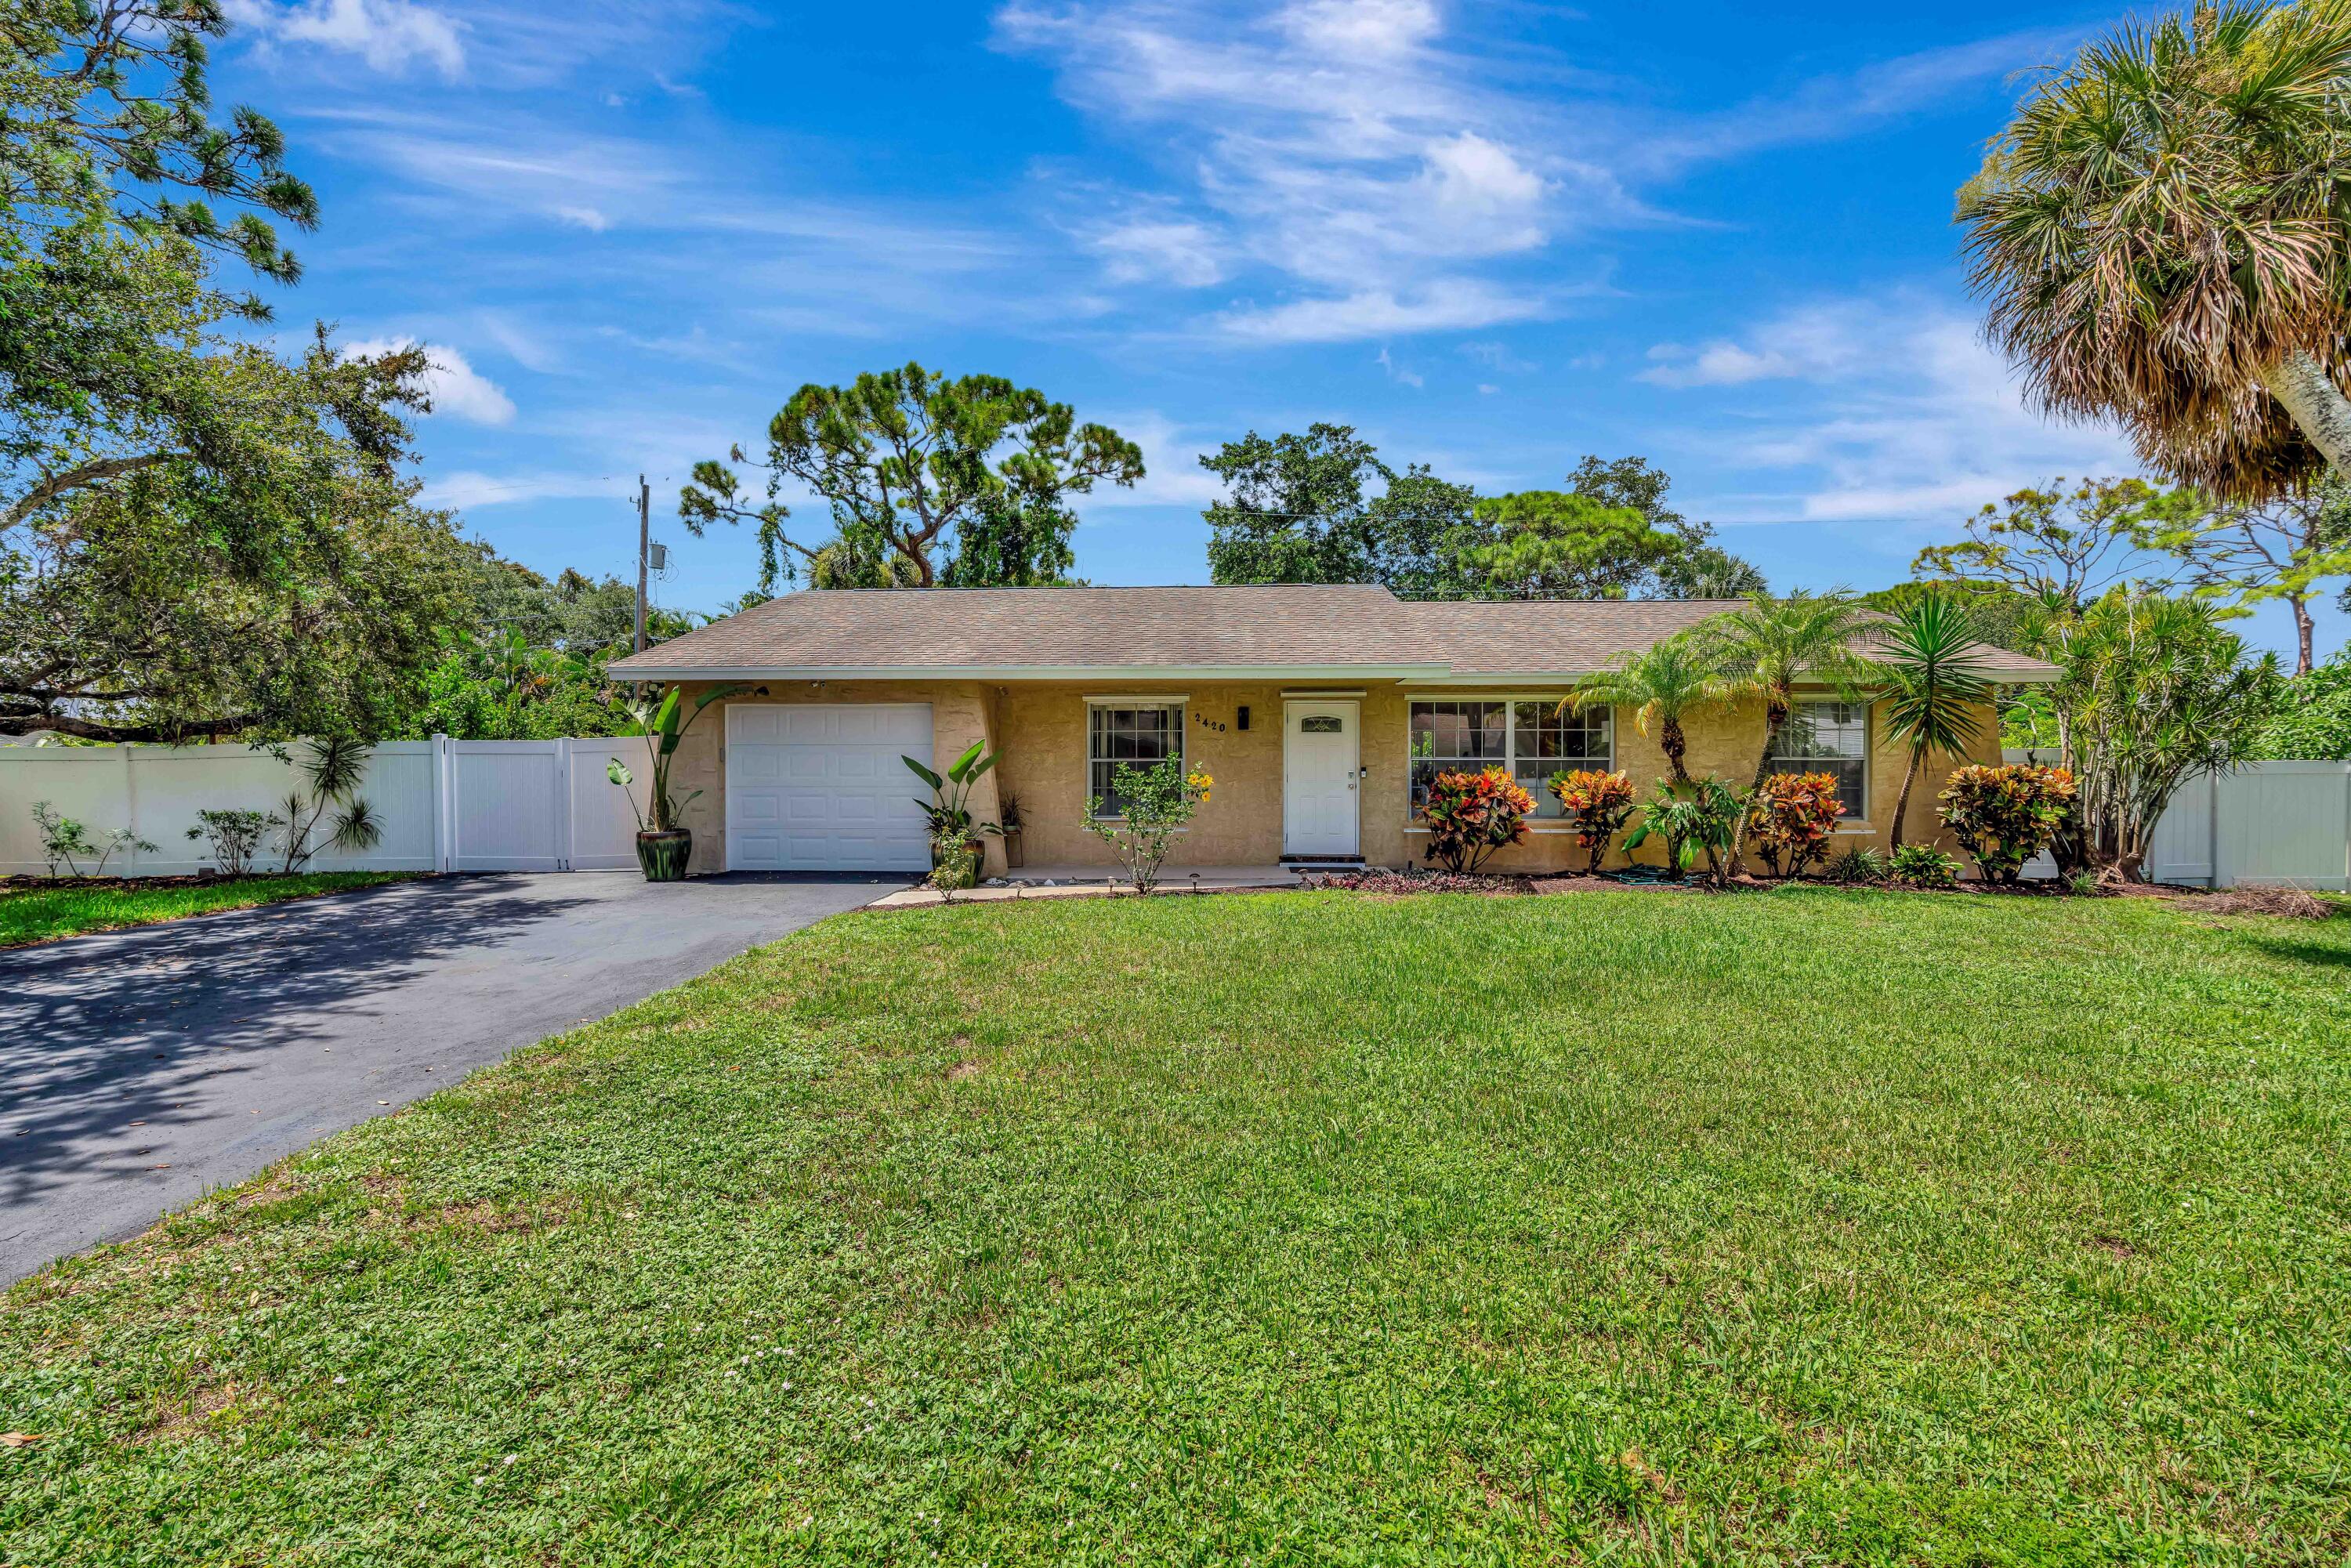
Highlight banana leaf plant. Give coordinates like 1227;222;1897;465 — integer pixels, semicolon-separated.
904;741;1003;841
609;684;746;832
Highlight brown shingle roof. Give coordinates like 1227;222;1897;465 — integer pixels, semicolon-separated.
606;585;2060;682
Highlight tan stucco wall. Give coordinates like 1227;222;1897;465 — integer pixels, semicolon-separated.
670;679;2005;875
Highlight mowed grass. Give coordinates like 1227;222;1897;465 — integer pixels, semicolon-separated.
6;889;2351;1565
0;872;415;948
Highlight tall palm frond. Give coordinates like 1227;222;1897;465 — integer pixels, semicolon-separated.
1567;636;1726;785
1692;590;1876;864
1961;0;2351;500
1873;590;1994;849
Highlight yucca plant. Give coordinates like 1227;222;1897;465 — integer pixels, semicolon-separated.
1873;588;1993;850
1961;0;2351;500
272;737;382;873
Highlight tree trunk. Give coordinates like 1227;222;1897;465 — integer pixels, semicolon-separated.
2291;592;2314;678
1889;745;1924;853
1661;717;1690;786
1730;702;1787;871
2258;350;2351;474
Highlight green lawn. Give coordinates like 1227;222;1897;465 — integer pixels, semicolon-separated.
6;889;2349;1564
0;872;416;948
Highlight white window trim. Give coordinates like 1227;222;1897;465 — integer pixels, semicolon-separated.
1084;697;1186;821
1404;696;1615;822
1768;698;1872;824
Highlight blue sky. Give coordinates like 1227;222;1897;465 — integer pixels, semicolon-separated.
211;0;2339;660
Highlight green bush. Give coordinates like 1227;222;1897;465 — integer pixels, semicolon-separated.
1888;844;1959;889
1824;845;1887;885
1083;759;1212;893
1937;763;2076;885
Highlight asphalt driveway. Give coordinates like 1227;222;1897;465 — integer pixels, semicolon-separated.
1;871;900;1284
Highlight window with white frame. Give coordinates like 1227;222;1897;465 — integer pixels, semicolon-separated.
1767;700;1868;817
1408;699;1613;819
1087;701;1183;817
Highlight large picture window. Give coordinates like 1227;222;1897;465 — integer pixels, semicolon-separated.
1409;699;1613;819
1768;701;1868;817
1087;702;1183;817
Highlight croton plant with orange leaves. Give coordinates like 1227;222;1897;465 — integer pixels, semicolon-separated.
1744;771;1846;878
1418;766;1536;875
1548;768;1637;874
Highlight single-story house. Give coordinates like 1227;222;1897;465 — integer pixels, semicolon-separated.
604;585;2058;878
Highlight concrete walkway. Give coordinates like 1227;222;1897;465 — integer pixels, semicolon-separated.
0;871;900;1284
871;864;1306;908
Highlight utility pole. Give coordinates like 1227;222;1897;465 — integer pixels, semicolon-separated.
633;474;650;654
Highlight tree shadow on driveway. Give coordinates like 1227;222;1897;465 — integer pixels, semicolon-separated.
0;877;597;1215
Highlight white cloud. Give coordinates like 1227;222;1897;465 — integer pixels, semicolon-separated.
1280;0;1439;56
1652;294;2139;527
344;336;516;425
994;0;1600;339
236;0;466;78
1208;279;1551;344
1476;382;1499;394
1088;215;1226;287
420;470;615;510
1639;303;1879;388
1375;346;1423;388
556;205;613;232
1460;339;1535;374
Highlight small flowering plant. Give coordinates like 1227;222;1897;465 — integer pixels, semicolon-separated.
1937;763;2076;884
1418;766;1534;875
1744;771;1846;878
1082;757;1212;893
1548;768;1637;874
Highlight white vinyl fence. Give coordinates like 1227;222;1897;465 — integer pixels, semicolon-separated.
2006;752;2351;889
0;737;652;877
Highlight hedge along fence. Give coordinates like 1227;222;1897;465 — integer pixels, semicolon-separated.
2004;751;2351;890
0;737;653;878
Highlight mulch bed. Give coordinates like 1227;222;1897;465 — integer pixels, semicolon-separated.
1304;867;2342;918
1;872;314;893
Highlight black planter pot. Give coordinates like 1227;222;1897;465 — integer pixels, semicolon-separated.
636;829;693;882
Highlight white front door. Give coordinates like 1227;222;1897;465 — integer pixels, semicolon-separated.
726;703;935;871
1283;700;1360;857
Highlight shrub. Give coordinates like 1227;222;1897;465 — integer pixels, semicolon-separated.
1623;774;1743;885
1825;845;1887;885
187;809;270;875
1937;763;2077;885
31;801;155;877
928;824;980;898
1417;766;1534;875
1547;768;1637;873
1888;843;1959;889
1744;772;1846;878
1083;758;1212;893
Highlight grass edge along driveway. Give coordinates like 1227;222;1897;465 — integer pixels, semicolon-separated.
5;887;2349;1564
0;872;417;948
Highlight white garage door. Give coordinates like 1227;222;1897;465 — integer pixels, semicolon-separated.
726;704;934;871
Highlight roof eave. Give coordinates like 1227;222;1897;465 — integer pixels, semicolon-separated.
603;662;1457;683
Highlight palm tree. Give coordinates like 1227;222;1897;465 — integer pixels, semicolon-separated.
1961;1;2351;502
1567;635;1726;788
1695;591;1875;865
1873;590;1994;850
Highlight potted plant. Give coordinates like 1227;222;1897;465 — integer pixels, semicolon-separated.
609;683;744;881
904;741;1002;882
998;792;1025;869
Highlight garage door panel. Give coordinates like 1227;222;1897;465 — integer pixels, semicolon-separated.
728;703;934;871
